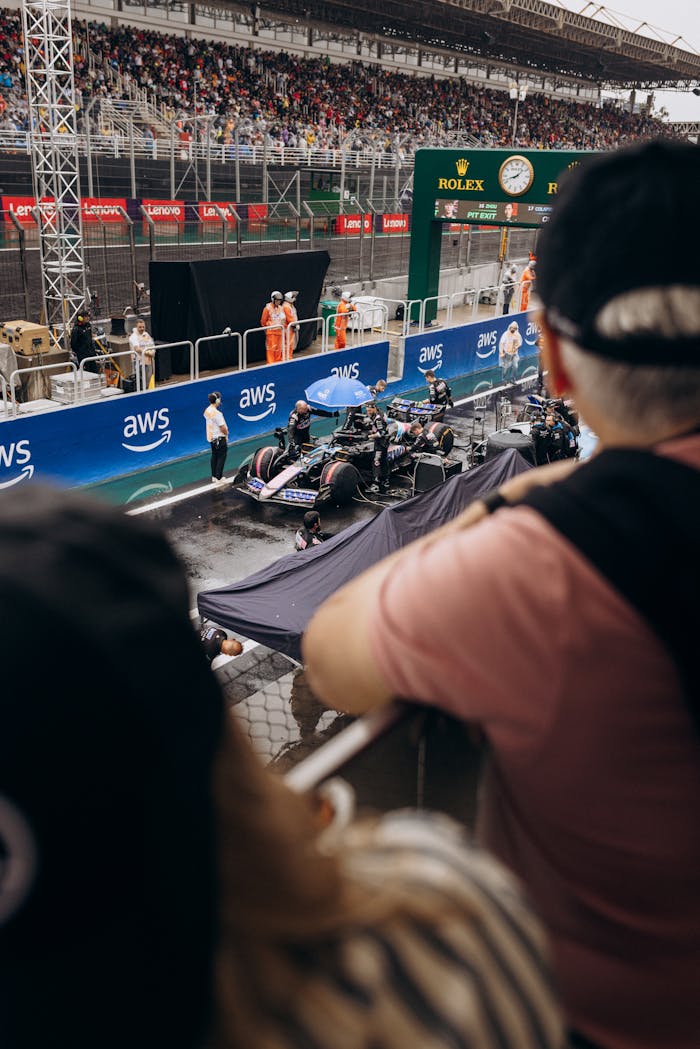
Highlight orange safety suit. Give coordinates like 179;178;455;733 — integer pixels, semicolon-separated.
334;299;356;350
520;265;535;312
283;300;299;356
261;301;287;364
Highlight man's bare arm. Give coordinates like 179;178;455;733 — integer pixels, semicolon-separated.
303;458;579;713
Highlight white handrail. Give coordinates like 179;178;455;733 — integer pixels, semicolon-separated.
194;331;242;379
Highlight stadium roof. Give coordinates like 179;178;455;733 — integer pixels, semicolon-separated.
244;0;700;89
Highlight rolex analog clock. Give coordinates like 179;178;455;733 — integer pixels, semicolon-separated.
498;154;535;196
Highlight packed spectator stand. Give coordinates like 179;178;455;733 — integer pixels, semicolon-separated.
0;7;676;160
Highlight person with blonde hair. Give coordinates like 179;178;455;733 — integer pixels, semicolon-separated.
1;484;563;1049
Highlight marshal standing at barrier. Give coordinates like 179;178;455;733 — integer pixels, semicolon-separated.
261;290;287;364
334;290;356;350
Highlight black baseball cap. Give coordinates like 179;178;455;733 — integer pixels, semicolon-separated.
0;486;224;1049
537;139;700;366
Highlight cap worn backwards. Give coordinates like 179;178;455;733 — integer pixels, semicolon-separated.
536;139;700;367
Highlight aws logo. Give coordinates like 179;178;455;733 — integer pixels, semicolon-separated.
126;480;174;504
330;362;360;380
476;330;498;359
122;408;171;452
525;320;541;346
0;440;34;489
238;382;276;422
417;343;443;375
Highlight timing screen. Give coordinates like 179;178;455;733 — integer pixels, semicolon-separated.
434;199;552;225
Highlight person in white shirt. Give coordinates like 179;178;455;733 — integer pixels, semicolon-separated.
203;390;229;484
499;320;523;382
129;319;156;389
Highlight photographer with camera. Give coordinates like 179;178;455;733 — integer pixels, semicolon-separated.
531;408;571;465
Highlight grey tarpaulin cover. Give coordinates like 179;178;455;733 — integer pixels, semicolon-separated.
197;449;532;661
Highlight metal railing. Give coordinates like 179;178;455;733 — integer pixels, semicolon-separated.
195;331;243;380
78;348;136;394
284;316;324;362
1;294;537;422
0;129;417;172
242;323;285;371
5;360;77;417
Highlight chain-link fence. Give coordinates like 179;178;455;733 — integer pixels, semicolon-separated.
0;205;538;325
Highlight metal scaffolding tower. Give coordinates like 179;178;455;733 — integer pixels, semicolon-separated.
22;0;86;340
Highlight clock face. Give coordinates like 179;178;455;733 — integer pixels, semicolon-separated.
498;155;535;197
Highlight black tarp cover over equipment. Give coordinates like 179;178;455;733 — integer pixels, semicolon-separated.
197;450;532;661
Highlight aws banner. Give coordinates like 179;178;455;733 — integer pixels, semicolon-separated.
0;342;390;490
397;310;539;394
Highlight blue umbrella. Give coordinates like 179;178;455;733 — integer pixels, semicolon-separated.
304;375;374;409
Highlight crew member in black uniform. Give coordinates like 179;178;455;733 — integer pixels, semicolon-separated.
424;369;453;419
405;420;440;455
70;312;99;373
294;510;331;551
199;624;243;664
363;402;391;492
368;379;387;399
531;409;574;465
287;400;338;458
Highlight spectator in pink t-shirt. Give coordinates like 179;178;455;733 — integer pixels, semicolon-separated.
304;140;700;1049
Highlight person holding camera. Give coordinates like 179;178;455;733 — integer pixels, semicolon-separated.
531;407;572;465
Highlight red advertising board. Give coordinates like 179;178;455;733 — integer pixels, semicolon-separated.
197;202;237;223
381;213;409;234
334;213;372;235
142;199;185;222
81;197;127;222
1;195;55;223
247;203;269;223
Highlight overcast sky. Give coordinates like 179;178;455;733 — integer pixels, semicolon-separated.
560;0;699;121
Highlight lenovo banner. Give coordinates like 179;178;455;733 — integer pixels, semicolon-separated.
1;196;55;223
197;202;237;223
247;204;269;223
81;197;128;222
142;199;186;222
380;213;409;234
334;213;372;235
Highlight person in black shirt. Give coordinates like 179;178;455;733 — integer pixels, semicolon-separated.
424;370;453;418
368;379;387;399
405;420;440;455
287;400;337;458
531;409;573;465
199;624;243;664
70;312;99;373
363;403;391;492
294;510;330;551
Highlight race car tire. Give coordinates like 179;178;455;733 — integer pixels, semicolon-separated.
250;445;284;482
321;460;361;505
426;421;454;455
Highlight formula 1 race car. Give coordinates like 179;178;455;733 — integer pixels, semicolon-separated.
232;399;459;508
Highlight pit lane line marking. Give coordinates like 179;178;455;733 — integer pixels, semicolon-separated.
126;479;235;516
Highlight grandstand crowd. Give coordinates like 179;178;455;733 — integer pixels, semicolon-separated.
0;7;674;158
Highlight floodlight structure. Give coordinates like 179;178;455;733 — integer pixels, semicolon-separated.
22;0;87;342
509;80;528;147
